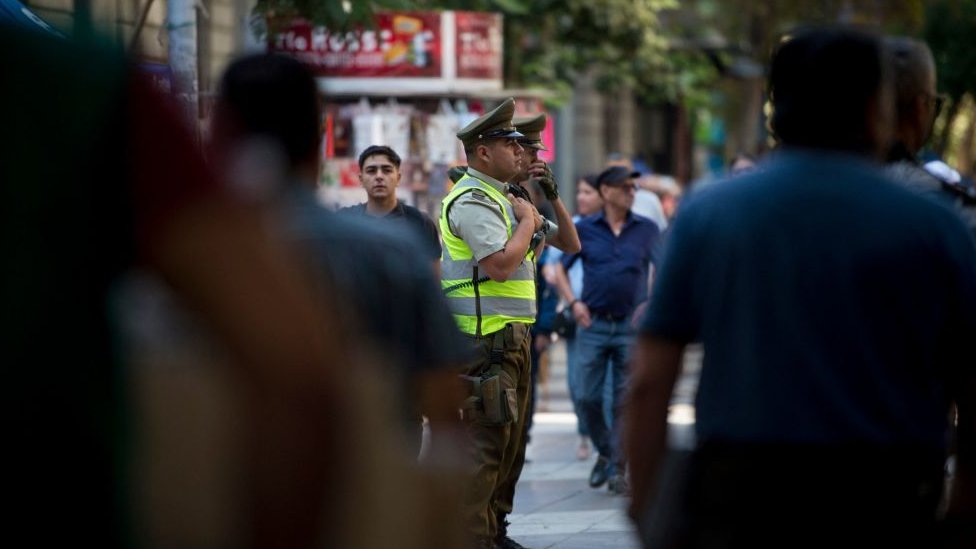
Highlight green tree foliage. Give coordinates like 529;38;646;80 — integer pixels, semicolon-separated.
255;0;408;31
254;0;678;104
661;0;935;154
428;0;680;104
923;0;976;155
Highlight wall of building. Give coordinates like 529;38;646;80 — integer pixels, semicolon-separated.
26;0;249;88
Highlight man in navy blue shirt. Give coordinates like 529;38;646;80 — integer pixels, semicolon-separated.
627;28;976;547
555;165;660;495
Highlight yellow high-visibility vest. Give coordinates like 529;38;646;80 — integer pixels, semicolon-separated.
439;173;536;336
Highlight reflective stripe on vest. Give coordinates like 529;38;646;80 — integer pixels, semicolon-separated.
439;174;536;336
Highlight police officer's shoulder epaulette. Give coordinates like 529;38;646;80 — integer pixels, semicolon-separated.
467;189;494;203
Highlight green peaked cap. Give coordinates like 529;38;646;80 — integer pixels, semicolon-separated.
457;97;523;147
513;113;548;151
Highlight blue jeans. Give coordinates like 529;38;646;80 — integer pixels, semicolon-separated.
565;333;589;437
577;317;634;476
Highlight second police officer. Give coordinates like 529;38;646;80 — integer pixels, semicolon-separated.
440;98;579;549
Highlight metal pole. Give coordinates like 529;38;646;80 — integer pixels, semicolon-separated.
166;0;198;127
128;0;157;52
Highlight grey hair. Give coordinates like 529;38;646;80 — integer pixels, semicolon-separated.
884;36;935;112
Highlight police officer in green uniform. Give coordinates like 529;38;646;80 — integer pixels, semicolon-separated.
440;99;579;549
510;113;580;253
489;113;581;547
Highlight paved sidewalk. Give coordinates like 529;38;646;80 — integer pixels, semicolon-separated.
507;340;701;548
507;338;639;548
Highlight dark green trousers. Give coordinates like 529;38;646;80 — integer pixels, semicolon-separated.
460;322;532;541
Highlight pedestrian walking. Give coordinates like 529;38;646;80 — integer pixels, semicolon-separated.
555;166;661;496
212;52;471;549
547;174;603;460
627;27;976;549
883;36;976;240
3;29;352;549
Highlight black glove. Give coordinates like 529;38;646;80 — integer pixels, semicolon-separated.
537;163;559;200
507;182;534;204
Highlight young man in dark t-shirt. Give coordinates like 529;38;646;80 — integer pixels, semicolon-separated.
340;145;442;268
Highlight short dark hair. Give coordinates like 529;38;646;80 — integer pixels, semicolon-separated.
218;53;321;169
358;145;401;170
463;139;488;156
768;27;889;153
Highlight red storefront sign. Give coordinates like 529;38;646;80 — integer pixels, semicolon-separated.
455;12;502;80
271;12;443;77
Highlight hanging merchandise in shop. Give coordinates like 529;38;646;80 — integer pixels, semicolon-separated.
269;11;503;94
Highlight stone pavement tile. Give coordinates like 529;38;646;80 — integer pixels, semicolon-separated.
505;533;572;549
546;530;641;549
534;488;629;513
509;509;618;531
519;460;594;482
503;339;691;548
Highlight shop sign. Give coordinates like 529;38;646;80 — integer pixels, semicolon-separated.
455;12;502;80
269;11;504;93
272;12;442;77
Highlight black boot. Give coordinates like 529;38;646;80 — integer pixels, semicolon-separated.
495;520;531;549
589;455;609;488
474;536;498;549
496;537;530;549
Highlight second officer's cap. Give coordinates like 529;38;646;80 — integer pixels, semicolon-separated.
457;98;523;148
513;113;548;151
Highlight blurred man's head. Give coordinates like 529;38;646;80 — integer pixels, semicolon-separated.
357;145;402;208
884;36;939;155
213;53;321;185
596;166;639;213
768;27;893;158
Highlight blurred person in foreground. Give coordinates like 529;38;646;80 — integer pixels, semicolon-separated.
547;174;603;460
211;53;471;548
340;145;443;272
884;36;976;241
627;27;976;548
1;26;350;548
556;166;661;497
